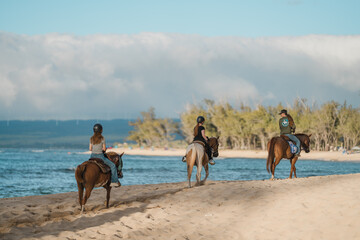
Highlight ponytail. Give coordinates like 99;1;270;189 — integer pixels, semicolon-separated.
90;132;104;145
194;123;200;137
287;114;296;133
287;114;294;128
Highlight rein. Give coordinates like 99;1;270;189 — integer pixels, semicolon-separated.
208;138;219;157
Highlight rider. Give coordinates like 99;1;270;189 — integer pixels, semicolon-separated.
192;116;215;165
89;123;120;187
279;109;301;156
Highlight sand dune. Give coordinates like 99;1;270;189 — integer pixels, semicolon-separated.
1;173;360;239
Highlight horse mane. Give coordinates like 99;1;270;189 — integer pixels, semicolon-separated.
294;133;308;139
105;151;121;164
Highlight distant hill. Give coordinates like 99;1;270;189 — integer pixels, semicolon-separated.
0;119;134;148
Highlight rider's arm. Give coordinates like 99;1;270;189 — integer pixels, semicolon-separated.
89;143;93;151
102;139;106;152
201;129;208;141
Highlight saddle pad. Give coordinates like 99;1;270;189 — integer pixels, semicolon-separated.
88;158;111;173
288;141;298;154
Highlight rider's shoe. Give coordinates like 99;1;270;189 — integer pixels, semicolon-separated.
295;153;301;157
182;156;186;162
209;159;215;165
110;182;121;188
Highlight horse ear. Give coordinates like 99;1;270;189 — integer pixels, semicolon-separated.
120;152;124;157
308;134;312;138
217;136;220;140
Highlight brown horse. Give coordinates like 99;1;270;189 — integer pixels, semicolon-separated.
267;134;311;180
185;137;219;188
75;151;124;213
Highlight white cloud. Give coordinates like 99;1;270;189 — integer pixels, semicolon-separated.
0;32;359;120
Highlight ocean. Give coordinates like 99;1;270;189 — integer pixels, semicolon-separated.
1;148;360;199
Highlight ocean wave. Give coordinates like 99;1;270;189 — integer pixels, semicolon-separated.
59;167;77;173
31;149;44;153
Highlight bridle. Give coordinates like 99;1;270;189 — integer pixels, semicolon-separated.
209;138;219;157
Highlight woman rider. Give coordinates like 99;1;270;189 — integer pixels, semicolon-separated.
182;116;215;165
89;123;121;187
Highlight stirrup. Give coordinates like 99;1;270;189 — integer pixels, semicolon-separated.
209;159;215;165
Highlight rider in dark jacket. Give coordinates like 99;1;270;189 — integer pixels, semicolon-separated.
182;116;215;165
193;116;215;165
279;109;301;156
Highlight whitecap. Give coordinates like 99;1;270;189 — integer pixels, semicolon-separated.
31;150;44;153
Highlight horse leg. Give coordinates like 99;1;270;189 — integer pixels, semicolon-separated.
271;156;281;180
293;159;298;178
290;157;299;179
195;158;202;186
104;185;111;208
81;184;94;213
200;164;209;185
77;182;84;209
187;151;195;188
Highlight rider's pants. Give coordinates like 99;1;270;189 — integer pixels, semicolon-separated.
284;134;301;154
91;153;118;183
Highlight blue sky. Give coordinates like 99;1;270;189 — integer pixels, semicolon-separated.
1;0;359;36
0;1;359;120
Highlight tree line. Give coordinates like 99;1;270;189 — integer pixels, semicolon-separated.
127;99;360;151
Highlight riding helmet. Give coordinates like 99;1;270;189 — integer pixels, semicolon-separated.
196;116;205;123
93;123;103;133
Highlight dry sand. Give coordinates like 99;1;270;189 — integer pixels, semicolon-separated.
1;173;360;240
105;147;360;162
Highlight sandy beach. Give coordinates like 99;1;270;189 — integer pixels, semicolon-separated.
104;147;360;162
1;173;360;240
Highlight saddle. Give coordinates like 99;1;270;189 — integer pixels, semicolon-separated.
86;158;111;173
280;135;298;154
192;140;205;147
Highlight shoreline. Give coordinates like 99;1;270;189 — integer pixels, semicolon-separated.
1;173;360;239
98;147;360;162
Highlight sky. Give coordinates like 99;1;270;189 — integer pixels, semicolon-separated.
0;0;359;120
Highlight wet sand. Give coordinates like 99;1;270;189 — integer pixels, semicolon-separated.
105;147;360;162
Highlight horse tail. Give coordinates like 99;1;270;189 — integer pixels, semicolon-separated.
186;144;197;167
266;137;276;173
75;163;86;183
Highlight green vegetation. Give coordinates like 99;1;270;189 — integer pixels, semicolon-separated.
127;107;181;147
129;99;360;151
2;100;359;151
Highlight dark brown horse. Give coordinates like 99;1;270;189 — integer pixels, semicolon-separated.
185;137;219;188
75;151;124;213
266;134;311;180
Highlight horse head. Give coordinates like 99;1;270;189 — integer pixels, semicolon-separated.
209;137;220;157
296;134;312;153
106;151;124;178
